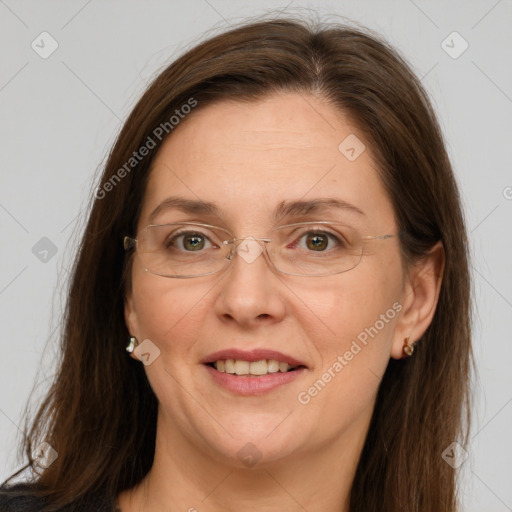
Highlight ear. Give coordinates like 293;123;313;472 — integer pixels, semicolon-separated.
390;241;445;359
124;289;141;361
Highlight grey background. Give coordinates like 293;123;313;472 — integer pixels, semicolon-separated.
1;1;511;510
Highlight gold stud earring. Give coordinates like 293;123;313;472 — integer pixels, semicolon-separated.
126;336;138;353
402;336;415;357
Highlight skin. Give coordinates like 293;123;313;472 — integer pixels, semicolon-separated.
119;92;444;512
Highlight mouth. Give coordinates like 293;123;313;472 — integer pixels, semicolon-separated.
206;358;305;376
201;349;308;394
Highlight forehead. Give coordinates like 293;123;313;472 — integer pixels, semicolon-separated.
139;93;395;231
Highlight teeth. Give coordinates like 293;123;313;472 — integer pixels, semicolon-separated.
212;359;295;376
234;360;250;375
279;361;289;373
266;359;279;373
249;360;268;375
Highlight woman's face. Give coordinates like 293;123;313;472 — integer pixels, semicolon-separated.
125;92;411;467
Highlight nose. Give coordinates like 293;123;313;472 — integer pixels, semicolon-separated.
214;237;286;327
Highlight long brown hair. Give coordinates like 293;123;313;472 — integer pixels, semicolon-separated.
3;16;475;512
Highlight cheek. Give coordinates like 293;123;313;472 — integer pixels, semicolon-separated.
303;259;401;347
131;271;208;357
288;279;401;446
297;259;402;403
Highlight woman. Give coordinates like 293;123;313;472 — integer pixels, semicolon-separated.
0;16;474;512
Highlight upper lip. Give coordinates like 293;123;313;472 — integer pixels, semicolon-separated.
202;349;307;368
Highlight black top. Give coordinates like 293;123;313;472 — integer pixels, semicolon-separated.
0;484;120;512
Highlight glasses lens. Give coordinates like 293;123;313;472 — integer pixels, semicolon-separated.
134;222;365;278
137;223;231;277
269;222;363;276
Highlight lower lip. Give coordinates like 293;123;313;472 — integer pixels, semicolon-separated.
204;365;307;395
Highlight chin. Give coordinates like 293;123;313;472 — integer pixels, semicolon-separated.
197;416;307;469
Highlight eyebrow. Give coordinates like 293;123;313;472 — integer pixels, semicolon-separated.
148;196;365;224
273;198;365;221
149;196;221;223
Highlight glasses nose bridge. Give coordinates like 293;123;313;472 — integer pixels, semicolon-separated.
223;235;273;264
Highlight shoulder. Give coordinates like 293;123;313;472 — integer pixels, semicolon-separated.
0;483;116;511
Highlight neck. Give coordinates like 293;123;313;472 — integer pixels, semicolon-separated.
118;408;372;512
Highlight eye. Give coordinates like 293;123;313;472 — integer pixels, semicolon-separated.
295;230;343;252
165;231;214;251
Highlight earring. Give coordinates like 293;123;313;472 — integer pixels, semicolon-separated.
402;336;415;357
126;336;138;353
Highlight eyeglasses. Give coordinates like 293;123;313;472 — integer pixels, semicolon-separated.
123;221;397;278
